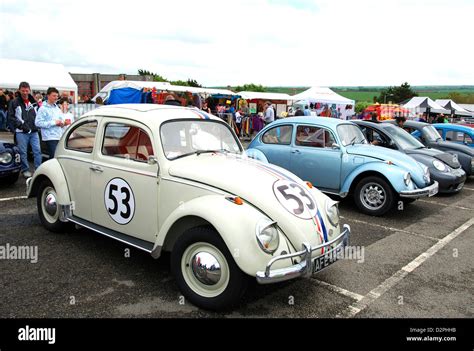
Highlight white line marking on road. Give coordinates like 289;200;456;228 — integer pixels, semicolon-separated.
337;217;474;318
0;196;27;202
339;216;439;242
313;279;364;302
416;199;472;211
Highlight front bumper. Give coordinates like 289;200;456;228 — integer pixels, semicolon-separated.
399;181;439;198
435;169;467;193
256;224;350;284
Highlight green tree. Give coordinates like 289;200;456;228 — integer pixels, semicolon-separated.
377;82;417;104
234;83;266;92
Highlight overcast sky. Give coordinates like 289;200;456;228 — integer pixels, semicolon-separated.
1;0;473;87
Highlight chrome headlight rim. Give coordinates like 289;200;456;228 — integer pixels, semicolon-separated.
0;152;12;164
432;159;448;172
325;199;340;227
255;219;279;255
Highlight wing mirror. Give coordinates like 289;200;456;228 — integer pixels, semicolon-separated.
332;143;341;150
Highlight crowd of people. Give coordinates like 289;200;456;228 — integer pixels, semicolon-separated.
2;82;74;178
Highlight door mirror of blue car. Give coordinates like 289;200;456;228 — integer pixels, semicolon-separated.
332;143;341;150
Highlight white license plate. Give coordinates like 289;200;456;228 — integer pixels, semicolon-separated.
313;244;343;274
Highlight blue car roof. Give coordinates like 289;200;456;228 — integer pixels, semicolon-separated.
272;117;353;127
433;124;473;133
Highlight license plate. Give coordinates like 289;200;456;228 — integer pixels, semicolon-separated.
313;244;343;274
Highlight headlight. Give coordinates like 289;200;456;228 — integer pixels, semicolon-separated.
432;160;448;172
403;172;412;186
325;199;340;227
0;152;12;164
255;219;279;254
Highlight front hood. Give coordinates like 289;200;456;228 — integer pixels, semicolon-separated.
346;144;425;174
405;148;461;169
167;153;334;248
434;140;474;156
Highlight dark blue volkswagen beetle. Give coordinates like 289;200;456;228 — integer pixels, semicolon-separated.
0;140;21;185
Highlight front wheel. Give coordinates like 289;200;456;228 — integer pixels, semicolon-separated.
37;179;71;232
171;226;248;311
354;176;395;216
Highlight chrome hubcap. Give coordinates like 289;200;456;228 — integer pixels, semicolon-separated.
361;183;386;210
44;192;57;216
191;252;222;286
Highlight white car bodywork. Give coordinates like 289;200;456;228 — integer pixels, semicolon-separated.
27;104;350;308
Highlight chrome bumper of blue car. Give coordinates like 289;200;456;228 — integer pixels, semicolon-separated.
256;224;351;284
399;181;439;199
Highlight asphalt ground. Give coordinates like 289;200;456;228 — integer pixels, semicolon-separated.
0;132;473;318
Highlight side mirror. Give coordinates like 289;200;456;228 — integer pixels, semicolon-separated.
332;143;341;150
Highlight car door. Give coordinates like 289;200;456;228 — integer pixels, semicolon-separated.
290;124;342;191
257;124;294;169
90;119;159;243
58;119;98;221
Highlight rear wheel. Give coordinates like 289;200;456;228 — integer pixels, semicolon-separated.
37;179;71;232
171;226;248;311
354;176;395;216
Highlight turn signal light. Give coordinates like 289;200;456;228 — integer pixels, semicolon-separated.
306;181;314;189
226;196;244;205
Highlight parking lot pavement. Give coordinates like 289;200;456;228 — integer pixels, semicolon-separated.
0;169;473;318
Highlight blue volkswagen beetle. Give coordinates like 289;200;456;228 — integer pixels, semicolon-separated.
0;140;21;185
430;123;474;148
247;117;438;216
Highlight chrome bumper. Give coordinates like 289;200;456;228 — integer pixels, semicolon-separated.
399;181;439;199
256;224;351;284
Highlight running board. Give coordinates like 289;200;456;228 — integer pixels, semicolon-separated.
68;216;155;254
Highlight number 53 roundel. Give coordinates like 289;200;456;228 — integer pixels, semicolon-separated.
273;179;318;220
104;178;136;225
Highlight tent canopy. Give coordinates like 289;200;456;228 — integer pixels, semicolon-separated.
291;87;354;105
402;97;450;114
0;58;78;99
95;80;237;102
435;99;469;113
238;91;291;101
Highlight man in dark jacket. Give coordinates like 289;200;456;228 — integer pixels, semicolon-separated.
7;82;42;178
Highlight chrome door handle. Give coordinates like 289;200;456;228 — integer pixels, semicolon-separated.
291;150;301;154
89;165;103;173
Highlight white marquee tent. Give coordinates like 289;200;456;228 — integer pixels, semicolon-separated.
291;87;355;119
237;91;292;101
402;97;450;114
0;58;78;101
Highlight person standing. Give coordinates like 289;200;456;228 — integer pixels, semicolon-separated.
0;89;8;131
264;101;275;125
58;97;74;131
304;105;311;116
7;82;42;178
35;87;68;159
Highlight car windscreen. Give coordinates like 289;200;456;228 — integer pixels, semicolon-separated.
421;125;442;142
385;124;425;150
161;120;242;160
337;124;368;146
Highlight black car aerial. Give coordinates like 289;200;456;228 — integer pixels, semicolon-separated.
353;120;466;194
0;139;21;185
389;120;474;177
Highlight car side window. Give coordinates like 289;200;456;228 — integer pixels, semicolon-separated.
102;123;154;162
295;125;335;148
66;121;98;153
262;125;293;145
464;133;473;144
445;131;466;143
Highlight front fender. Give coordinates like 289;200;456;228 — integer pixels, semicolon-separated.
27;159;71;205
341;161;412;195
154;195;293;277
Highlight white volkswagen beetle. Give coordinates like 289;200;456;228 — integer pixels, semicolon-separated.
26;104;350;310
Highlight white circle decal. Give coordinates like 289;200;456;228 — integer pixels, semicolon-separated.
273;179;318;220
104;178;135;225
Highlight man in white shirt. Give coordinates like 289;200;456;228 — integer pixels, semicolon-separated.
264;101;275;125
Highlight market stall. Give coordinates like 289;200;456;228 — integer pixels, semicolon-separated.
363;103;411;120
0;58;78;102
290;86;355;119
